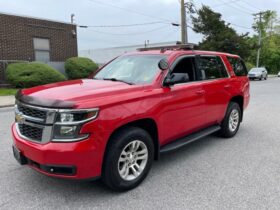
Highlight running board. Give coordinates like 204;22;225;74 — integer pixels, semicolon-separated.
160;125;221;154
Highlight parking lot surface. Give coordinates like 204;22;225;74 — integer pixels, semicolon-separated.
1;78;280;210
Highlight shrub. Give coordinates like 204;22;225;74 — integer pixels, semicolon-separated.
6;62;66;88
65;57;98;79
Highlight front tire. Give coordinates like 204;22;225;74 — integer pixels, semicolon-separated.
102;126;154;191
218;102;241;138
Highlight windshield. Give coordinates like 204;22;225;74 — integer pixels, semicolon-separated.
94;55;167;85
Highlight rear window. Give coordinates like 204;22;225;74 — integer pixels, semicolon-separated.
227;57;248;76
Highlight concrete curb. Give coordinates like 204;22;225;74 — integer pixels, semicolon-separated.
0;96;15;109
268;75;278;78
0;104;14;108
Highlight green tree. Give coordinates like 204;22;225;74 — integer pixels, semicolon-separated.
250;10;280;73
191;5;251;59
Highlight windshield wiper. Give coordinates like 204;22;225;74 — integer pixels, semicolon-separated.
103;78;134;85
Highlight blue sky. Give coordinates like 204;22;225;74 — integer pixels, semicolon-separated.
0;0;279;50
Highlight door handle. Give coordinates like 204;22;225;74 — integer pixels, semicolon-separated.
196;90;205;95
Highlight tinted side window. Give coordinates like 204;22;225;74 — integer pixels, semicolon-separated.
227;57;248;76
172;57;196;82
199;56;227;80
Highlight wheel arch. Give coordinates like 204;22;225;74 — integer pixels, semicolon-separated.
103;118;160;164
230;95;244;121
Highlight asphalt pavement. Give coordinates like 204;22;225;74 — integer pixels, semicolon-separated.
1;78;280;210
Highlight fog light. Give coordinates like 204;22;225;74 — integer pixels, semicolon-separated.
60;126;77;135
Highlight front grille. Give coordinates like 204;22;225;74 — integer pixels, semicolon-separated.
249;74;255;77
18;104;46;120
18;124;43;142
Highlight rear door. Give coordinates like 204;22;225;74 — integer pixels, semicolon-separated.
197;55;232;125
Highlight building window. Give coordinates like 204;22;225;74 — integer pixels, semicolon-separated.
33;38;50;62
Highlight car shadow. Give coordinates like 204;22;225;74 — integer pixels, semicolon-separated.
21;133;233;198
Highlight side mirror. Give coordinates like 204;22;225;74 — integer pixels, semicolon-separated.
164;73;189;86
158;59;169;71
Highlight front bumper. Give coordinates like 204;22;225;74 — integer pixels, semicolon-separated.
12;123;108;180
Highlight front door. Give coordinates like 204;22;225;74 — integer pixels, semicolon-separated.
159;56;206;145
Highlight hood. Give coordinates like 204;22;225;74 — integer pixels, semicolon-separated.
18;79;144;108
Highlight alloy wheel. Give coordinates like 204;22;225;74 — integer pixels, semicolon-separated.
118;140;148;181
229;109;239;132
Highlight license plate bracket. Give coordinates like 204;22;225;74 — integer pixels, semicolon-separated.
12;145;27;165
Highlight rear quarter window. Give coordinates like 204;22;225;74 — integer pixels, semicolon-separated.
227;57;248;76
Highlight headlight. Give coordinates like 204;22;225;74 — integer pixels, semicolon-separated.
52;108;99;142
60;113;74;123
57;109;99;124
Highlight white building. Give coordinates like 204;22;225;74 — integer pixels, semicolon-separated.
79;41;178;64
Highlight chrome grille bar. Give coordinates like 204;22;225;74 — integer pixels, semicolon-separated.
15;101;57;144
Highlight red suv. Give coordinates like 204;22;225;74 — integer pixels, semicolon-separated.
12;45;250;191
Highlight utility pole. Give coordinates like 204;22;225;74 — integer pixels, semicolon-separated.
254;11;266;67
71;14;75;24
181;0;188;44
144;40;149;48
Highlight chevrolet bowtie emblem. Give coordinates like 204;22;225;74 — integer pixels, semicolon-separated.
15;113;25;124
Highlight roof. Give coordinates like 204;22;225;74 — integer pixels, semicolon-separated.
125;49;240;58
0;12;75;26
133;44;239;57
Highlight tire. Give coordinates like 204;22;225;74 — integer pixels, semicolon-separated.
264;76;267;80
259;76;262;81
102;126;154;191
218;102;241;138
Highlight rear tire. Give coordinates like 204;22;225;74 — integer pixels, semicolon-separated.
218;102;241;138
102;126;154;191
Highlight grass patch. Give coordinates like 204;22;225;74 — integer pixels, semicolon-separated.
0;88;18;96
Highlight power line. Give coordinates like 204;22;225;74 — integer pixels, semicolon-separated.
158;27;180;42
78;21;168;28
212;0;259;14
186;7;251;31
88;0;177;24
241;0;262;11
215;0;252;15
227;22;252;30
82;25;170;36
212;0;241;8
234;1;257;13
188;0;252;31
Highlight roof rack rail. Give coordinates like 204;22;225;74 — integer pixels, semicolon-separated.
137;43;197;52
